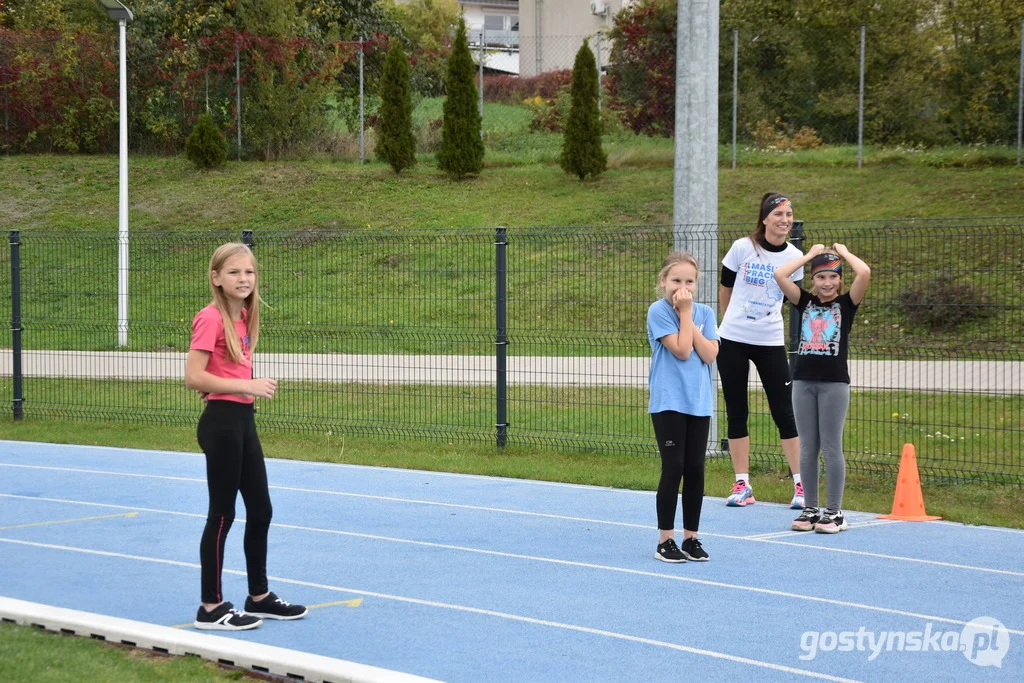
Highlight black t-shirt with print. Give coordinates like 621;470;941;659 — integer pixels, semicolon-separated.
792;290;858;383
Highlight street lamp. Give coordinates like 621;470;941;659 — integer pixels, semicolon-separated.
98;0;133;347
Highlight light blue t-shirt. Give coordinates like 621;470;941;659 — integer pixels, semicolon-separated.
647;298;719;416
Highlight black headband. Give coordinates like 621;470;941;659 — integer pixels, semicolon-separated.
761;196;791;221
811;253;843;276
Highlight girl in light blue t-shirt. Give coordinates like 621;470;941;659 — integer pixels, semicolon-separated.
647;252;720;563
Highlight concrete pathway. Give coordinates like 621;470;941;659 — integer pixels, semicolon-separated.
2;351;1021;393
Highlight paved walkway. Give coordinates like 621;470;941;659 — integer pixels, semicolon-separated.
2;351;1021;393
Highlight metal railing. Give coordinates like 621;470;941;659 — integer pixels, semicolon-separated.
3;220;1022;483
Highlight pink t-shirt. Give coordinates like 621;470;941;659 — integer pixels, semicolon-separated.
190;304;253;404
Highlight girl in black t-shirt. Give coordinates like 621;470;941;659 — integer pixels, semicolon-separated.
773;244;872;534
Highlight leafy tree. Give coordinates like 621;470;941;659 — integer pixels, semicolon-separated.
303;0;403;41
3;0;115;152
937;0;1024;143
377;42;416;172
386;0;460;96
719;0;801;143
788;0;944;145
716;0;954;145
605;0;676;136
237;0;340;159
169;0;236;37
436;16;483;178
560;40;606;180
185;112;229;169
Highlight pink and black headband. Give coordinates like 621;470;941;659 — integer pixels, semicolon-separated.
811;253;843;276
761;196;791;221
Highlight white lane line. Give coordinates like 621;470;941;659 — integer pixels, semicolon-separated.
2;467;1021;578
0;493;204;519
0;465;673;530
931;520;1024;535
0;440;206;459
0;441;627;492
0;537;859;682
745;520;901;540
743;536;1024;577
9;441;1024;535
0;465;911;534
2;494;1021;636
0;463;205;483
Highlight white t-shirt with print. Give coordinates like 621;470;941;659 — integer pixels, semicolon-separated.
719;237;804;346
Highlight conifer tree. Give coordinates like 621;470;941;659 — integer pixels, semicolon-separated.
377;42;417;173
437;16;484;178
560;40;607;180
185;114;229;170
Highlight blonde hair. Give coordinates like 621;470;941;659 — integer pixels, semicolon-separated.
656;251;699;297
208;243;260;364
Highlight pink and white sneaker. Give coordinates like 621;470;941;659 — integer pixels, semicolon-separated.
790;482;805;509
726;480;755;506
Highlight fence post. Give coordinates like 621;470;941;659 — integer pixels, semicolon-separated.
787;220;805;354
235;44;241;162
2;35;8;156
783;218;807;477
732;28;738;170
857;25;866;169
479;31;485;140
494;226;508;448
9;230;23;420
241;229;256;384
1017;18;1023;166
359;36;365;165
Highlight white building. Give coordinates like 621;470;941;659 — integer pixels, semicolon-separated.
406;1;635;77
517;0;631;77
460;0;521;47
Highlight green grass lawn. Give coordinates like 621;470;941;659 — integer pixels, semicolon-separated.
0;621;254;682
2;155;1022;355
4;153;1024;231
2;377;1020;485
409;97;1024;171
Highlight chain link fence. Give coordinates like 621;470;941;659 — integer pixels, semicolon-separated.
3;17;1022;162
528;23;1024;159
2;221;1021;483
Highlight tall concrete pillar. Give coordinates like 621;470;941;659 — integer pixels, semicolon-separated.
672;1;721;453
672;0;719;305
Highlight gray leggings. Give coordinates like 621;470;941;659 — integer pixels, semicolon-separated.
792;380;850;511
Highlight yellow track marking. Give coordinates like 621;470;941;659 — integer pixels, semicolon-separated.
0;512;138;531
170;597;363;628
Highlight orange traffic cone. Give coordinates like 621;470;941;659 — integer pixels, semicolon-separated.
877;443;941;521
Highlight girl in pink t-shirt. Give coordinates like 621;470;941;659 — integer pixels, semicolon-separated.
185;243;307;631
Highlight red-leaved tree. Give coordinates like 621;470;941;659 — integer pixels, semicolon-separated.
605;0;676;137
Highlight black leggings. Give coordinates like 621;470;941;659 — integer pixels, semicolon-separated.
718;338;798;440
197;400;273;604
652;411;710;533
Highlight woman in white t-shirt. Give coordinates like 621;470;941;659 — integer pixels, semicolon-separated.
718;192;805;509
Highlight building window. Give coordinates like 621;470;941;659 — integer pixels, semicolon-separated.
484;15;504;32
